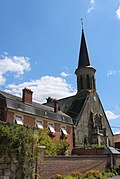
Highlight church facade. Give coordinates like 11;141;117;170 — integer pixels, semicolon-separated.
46;29;114;147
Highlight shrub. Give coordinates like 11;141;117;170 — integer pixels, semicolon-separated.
70;171;82;178
55;139;70;155
115;165;120;175
51;173;64;179
37;129;57;156
37;129;70;156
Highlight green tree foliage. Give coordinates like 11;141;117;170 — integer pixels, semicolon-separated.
55;139;69;155
0;123;70;178
0;123;35;178
37;129;69;156
37;129;57;156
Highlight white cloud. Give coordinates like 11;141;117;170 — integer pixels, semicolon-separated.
60;72;71;77
0;53;30;85
114;131;120;135
87;0;95;13
106;110;120;120
116;6;120;19
107;69;120;77
5;76;76;103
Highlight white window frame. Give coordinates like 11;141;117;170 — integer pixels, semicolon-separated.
48;123;55;133
36;121;43;129
61;126;68;136
15;116;23;125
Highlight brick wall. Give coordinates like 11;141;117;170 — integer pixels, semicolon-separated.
23;115;35;127
66;125;73;153
0;94;6;122
37;154;107;178
115;154;120;166
114;134;120;149
37;148;120;179
1;147;120;179
6;111;14;123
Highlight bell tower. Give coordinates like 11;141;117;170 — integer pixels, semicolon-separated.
75;29;96;93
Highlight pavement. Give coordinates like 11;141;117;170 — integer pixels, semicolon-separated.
108;176;120;179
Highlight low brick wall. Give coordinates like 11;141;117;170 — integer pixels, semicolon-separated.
37;148;114;179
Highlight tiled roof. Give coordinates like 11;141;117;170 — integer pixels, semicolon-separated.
104;147;120;154
44;91;88;125
114;134;120;143
0;91;73;125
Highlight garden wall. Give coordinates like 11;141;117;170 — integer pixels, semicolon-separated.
37;147;120;179
1;147;120;179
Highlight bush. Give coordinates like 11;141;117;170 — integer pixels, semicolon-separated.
0;124;35;178
55;139;69;155
37;129;70;156
115;165;120;175
37;129;57;156
51;173;64;179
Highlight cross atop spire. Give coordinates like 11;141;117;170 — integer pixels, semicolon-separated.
77;29;91;69
81;18;84;31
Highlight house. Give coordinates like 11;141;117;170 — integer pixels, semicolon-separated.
45;29;114;147
114;134;120;149
0;88;73;152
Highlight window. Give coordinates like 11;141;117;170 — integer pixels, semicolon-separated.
15;116;23;125
61;126;68;139
80;75;83;89
61;127;68;135
48;124;55;133
44;111;47;115
36;121;43;129
87;74;90;89
62;116;65;121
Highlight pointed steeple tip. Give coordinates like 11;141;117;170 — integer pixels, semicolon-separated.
77;29;91;69
81;18;84;32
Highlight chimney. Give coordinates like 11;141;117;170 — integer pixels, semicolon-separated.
22;88;33;104
54;100;59;113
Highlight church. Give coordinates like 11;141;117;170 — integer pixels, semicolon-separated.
45;29;114;148
0;28;114;152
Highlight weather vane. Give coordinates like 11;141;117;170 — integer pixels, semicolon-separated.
81;18;84;31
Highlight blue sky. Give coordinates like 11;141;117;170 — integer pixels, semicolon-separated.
0;0;120;134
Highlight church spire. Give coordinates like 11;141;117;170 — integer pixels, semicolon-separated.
78;29;91;69
75;29;96;92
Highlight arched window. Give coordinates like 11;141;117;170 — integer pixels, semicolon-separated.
93;77;96;89
87;74;90;89
80;75;83;89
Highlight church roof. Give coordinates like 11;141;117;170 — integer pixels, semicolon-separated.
78;30;91;68
57;91;89;125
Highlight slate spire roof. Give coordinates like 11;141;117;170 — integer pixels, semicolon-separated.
78;29;91;68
